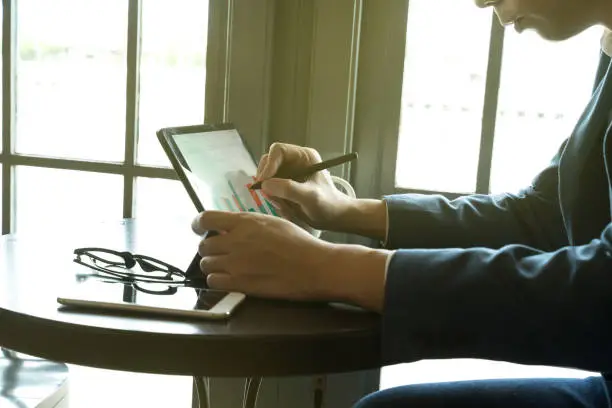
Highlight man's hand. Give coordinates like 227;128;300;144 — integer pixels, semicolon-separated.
256;143;355;230
193;211;336;301
191;211;390;311
256;143;388;240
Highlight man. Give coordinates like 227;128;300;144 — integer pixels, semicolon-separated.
192;0;612;406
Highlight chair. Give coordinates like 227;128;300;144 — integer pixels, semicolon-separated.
0;348;69;408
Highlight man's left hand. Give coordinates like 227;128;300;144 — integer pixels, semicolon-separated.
192;211;337;301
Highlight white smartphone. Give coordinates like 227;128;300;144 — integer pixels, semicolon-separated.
57;280;245;320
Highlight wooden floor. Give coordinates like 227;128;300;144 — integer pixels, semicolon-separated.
66;365;192;407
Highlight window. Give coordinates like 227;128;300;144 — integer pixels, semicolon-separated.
394;0;601;195
1;0;216;235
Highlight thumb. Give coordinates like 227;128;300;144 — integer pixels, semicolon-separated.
261;178;312;203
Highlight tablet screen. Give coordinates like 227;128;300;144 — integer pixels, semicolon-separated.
62;279;229;311
167;128;280;216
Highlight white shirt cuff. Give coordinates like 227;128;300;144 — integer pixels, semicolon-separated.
384;250;396;283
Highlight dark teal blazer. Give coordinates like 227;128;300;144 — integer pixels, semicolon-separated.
382;52;612;375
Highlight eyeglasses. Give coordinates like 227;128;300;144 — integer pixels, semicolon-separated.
73;247;195;287
74;272;182;295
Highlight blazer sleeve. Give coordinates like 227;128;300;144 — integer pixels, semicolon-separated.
382;223;612;373
384;141;569;252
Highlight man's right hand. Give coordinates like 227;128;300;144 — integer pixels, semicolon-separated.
256;143;355;231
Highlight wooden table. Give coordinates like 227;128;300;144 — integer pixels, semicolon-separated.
0;219;381;407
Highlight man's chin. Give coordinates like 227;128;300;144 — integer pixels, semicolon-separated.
531;22;589;42
535;29;574;42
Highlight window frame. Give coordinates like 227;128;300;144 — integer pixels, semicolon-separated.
267;0;363;178
0;0;275;235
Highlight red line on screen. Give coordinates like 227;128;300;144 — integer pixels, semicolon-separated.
246;184;263;207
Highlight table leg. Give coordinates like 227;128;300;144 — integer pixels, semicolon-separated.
193;376;210;408
192;376;262;408
242;377;262;408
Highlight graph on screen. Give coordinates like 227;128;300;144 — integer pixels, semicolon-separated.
171;129;283;218
213;172;279;216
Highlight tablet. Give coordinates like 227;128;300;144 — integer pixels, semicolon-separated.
157;123;281;217
58;279;245;320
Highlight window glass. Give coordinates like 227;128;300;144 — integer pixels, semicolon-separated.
136;0;209;167
15;166;122;233
395;1;492;193
15;0;128;161
134;177;198;225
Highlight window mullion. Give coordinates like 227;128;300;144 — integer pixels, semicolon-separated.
351;0;408;199
302;0;362;172
475;14;505;194
205;0;232;124
123;0;142;219
224;0;275;158
2;0;16;235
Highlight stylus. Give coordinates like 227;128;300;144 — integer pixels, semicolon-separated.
249;152;358;190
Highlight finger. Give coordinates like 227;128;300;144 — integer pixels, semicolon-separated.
261;178;314;203
191;212;206;235
271;203;288;219
199;255;230;272
198;234;233;256
263;196;281;209
207;272;235;291
261;196;287;215
259;143;284;179
278;200;309;225
192;211;242;235
256;154;269;180
259;142;303;179
277;204;296;221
